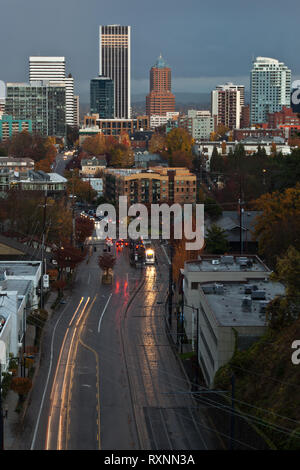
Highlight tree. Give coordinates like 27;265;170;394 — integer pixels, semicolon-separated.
210;147;225;173
76;215;94;244
266;246;300;329
165;128;193;156
109;145;134;168
53;244;85;271
11;377;32;401
270;246;300;298
67;125;79;148
148;132;166;154
205;224;229;254
204;197;223;220
82;133;106;156
98;252;116;283
253;184;300;265
168;150;193;169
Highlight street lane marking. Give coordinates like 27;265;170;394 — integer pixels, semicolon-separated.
31;298;73;450
161;245;171;265
98;293;112;333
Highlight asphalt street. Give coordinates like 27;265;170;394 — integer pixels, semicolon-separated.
17;226;220;450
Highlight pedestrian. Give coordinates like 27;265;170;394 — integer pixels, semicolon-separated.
4;403;8;419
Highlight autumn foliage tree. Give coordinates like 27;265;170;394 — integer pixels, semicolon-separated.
11;377;32;401
266;246;300;329
75;215;94;244
253;184;300;266
82;133;106;155
98;253;116;283
148;132;167;154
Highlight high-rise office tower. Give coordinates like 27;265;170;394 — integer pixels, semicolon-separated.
29;56;66;81
90;77;114;118
6;81;66;137
99;25;131;119
29;56;75;126
211;83;244;129
146;54;175;117
250;57;291;124
74;95;80;127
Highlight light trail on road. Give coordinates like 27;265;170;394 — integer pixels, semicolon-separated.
45;296;90;450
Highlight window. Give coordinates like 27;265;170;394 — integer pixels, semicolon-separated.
191;282;198;290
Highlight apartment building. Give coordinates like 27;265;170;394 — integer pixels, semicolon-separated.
0;114;32;141
179;110;214;140
250;57;291;124
102;167;196;205
211;83;244;129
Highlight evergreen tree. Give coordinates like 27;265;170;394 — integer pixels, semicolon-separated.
205;224;229;254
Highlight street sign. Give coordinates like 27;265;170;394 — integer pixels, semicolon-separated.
43;274;49;288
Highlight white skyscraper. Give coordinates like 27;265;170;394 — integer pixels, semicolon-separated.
99;25;131;119
250;57;291;124
29;56;66;81
29;56;75;126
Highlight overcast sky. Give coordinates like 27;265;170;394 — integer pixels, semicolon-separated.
1;0;299;102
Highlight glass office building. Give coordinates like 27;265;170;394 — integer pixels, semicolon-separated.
90;77;114;118
5;81;66;137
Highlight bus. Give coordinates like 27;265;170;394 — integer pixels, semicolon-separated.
145;248;155;265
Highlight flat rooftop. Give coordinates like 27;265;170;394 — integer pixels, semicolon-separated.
186;255;269;273
203;280;285;327
0;261;41;278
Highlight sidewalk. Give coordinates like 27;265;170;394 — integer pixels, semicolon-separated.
3;290;57;450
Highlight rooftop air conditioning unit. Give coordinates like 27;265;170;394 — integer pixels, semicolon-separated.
251;290;266;300
214;283;224;294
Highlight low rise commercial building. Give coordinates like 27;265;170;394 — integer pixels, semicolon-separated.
82;114;150;137
0;156;34;177
181;255;285;387
11;170;67;193
0;261;42;370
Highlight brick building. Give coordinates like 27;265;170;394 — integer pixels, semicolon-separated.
102;167;196;205
146;55;175;118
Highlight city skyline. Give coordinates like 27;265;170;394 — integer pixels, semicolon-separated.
1;0;300;103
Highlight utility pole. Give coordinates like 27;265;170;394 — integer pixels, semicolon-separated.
238;174;244;255
168;243;173;328
230;373;236;450
41;190;47;310
71;170;75;247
